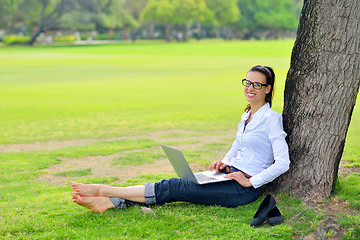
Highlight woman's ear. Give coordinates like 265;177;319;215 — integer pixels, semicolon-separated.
266;85;271;94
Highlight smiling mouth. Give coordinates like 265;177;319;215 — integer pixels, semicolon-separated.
247;93;256;97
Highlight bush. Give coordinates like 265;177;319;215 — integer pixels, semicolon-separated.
95;34;110;40
53;35;76;43
3;35;30;45
80;34;92;41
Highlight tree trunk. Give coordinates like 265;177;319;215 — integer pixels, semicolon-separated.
108;28;113;40
27;0;70;46
226;27;232;40
130;29;137;42
269;0;360;200
28;26;44;45
182;24;187;42
196;22;201;40
165;21;172;42
148;22;154;39
123;28;127;41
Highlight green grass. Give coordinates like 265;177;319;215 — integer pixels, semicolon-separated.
71;176;120;184
113;151;165;166
334;173;360;210
0;40;359;239
0;40;292;144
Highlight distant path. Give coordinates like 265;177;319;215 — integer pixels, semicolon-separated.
0;129;234;186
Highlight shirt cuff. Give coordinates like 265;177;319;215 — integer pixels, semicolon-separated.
249;175;264;189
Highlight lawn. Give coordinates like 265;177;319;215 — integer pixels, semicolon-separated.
0;40;359;239
0;40;293;144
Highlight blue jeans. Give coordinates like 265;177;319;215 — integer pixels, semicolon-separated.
110;178;260;208
145;178;260;207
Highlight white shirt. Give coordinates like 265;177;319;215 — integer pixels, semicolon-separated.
222;103;290;189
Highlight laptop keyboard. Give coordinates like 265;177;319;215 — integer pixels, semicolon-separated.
195;173;217;182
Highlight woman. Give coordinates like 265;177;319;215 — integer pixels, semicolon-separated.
71;65;290;212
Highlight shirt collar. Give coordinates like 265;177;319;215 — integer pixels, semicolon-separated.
244;102;270;121
252;102;270;119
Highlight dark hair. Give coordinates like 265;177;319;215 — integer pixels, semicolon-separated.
244;65;275;112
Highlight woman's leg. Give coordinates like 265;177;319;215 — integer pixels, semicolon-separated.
71;182;146;203
148;178;260;207
71;192;116;212
71;178;260;210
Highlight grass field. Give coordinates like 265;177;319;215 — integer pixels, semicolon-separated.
0;40;359;239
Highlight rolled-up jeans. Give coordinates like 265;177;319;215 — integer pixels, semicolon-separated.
110;178;260;208
145;178;260;207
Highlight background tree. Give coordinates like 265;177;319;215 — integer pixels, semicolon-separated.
17;0;75;45
0;0;24;31
0;0;303;42
205;0;240;40
141;0;211;42
123;0;148;41
237;0;300;39
254;0;299;38
269;0;360;200
171;0;212;42
60;0;98;34
77;0;136;40
100;0;135;41
141;0;175;42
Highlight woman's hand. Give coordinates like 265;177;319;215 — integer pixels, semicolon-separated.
209;161;227;172
224;172;252;187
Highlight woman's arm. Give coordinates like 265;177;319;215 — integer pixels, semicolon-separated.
249;114;290;188
224;172;252;187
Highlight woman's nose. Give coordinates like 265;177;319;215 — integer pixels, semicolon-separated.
248;84;255;90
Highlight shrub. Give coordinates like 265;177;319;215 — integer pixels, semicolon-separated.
95;34;110;40
3;35;31;45
80;34;92;41
53;35;76;43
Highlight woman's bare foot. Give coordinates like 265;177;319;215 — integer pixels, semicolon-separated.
72;192;115;213
70;181;102;197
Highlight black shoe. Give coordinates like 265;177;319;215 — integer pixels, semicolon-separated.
267;206;284;226
250;194;276;227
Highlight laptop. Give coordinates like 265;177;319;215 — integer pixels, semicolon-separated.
161;144;232;185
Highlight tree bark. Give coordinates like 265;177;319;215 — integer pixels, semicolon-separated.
148;22;154;39
269;0;360;200
108;28;113;40
165;21;172;42
130;29;137;42
182;24;188;42
28;27;44;45
123;28;127;41
196;22;201;40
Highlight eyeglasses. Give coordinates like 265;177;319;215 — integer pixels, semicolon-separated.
242;79;269;90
